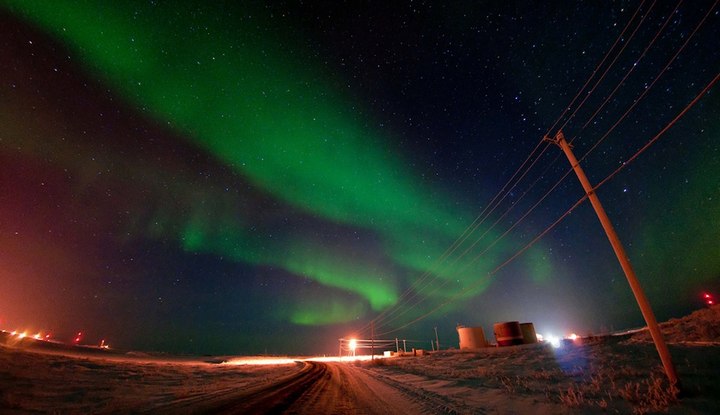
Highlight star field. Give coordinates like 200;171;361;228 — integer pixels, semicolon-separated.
0;1;718;354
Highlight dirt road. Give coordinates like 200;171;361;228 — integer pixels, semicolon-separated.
155;361;430;414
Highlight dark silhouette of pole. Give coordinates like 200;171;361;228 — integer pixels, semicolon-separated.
547;130;678;386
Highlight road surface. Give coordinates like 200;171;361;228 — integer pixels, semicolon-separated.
154;360;431;414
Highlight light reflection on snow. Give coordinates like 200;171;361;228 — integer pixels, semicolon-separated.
223;354;385;365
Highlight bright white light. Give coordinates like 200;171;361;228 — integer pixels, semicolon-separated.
546;334;561;348
568;333;578;341
18;332;26;339
536;333;544;342
33;333;41;340
349;338;357;351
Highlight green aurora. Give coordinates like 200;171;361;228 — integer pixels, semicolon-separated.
1;0;553;325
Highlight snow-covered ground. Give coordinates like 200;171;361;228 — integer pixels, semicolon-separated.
1;306;719;414
0;344;298;413
359;339;719;414
357;305;720;414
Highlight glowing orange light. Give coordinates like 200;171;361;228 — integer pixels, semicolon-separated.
349;338;357;351
223;355;385;366
568;333;578;341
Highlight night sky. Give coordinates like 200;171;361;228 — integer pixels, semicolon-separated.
1;1;718;355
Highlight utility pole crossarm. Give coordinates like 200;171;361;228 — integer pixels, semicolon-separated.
548;130;678;386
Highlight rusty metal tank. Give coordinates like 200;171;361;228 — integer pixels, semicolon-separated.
456;325;488;349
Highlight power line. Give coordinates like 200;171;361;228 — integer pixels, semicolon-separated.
578;0;683;134
376;68;719;337
361;6;650;334
544;0;648;137
357;139;550;336
558;0;657;133
596;70;720;190
576;0;718;163
363;1;717;338
368;143;579;334
366;144;556;334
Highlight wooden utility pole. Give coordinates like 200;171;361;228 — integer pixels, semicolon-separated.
547;131;678;385
434;326;440;351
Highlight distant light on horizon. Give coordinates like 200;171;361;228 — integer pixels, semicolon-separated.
546;334;561;348
704;293;715;306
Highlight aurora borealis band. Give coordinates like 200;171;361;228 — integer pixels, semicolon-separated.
1;1;718;355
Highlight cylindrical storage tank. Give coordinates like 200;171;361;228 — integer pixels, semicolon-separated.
493;321;524;346
457;326;487;349
520;322;537;344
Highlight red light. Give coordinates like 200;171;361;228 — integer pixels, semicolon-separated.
703;293;715;307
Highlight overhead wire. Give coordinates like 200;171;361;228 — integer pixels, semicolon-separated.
544;0;647;137
358;3;650;335
370;155;570;334
365;143;556;334
377;64;720;338
578;0;682;133
445;0;714;283
377;66;719;335
576;0;718;164
595;70;720;190
354;139;547;336
362;0;652;336
557;0;657;134
363;0;716;338
376;193;589;337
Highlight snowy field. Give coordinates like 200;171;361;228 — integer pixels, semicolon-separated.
359;339;720;414
1;306;719;414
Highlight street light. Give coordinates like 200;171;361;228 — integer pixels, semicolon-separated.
349;338;357;356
